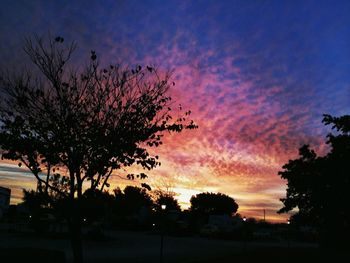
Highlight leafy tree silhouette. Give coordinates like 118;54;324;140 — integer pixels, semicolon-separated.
190;192;239;215
113;186;153;216
153;189;181;212
0;35;197;263
189;192;238;232
278;114;350;249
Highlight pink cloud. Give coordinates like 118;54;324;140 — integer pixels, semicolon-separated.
0;7;337;223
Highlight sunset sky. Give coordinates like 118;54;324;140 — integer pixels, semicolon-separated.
1;0;350;222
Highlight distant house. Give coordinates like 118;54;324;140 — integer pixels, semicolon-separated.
206;214;243;232
0;186;11;218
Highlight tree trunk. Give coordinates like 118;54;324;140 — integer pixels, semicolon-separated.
69;214;83;263
68;170;83;263
45;163;51;194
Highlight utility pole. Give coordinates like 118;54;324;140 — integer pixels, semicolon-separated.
263;209;266;222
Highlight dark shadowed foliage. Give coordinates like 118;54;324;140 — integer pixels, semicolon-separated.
0;34;197;263
80;189;114;223
278;114;350;249
112;186;154;230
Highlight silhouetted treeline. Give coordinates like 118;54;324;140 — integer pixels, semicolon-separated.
11;186;241;232
1;186;262;242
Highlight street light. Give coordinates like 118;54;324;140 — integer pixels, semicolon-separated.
160;204;166;263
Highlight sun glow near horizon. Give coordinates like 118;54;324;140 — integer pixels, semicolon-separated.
0;157;290;223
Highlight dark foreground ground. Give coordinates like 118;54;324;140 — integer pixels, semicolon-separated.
0;228;347;263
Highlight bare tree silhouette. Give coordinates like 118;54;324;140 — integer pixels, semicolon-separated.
0;34;197;263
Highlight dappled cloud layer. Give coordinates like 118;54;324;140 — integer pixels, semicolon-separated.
1;1;350;222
